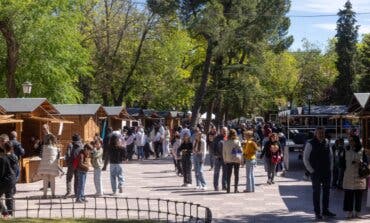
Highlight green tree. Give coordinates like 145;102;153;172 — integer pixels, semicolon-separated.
332;0;359;104
0;0;91;102
357;34;370;92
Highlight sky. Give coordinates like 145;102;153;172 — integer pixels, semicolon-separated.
289;0;370;50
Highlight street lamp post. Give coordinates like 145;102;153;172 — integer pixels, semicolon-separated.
22;81;32;97
307;93;313;115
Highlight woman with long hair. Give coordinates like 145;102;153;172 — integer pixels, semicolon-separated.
342;135;368;218
223;129;242;193
38;134;60;198
193;130;207;190
178;133;193;187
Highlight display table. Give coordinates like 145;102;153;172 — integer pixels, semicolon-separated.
22;156;41;183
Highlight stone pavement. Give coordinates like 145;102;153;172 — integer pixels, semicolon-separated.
12;152;370;222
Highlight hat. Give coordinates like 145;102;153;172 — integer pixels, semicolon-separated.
72;133;81;142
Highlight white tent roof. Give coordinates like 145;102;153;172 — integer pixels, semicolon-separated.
200;112;215;120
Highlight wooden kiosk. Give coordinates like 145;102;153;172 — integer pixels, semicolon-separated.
54;104;108;148
348;93;370;152
103;106;131;131
157;111;181;131
0;98;71;183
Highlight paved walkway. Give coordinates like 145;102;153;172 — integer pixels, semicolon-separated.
13;152;370;222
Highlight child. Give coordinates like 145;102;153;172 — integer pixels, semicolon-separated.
76;144;92;203
91;139;104;196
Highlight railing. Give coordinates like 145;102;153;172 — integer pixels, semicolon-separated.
1;196;212;222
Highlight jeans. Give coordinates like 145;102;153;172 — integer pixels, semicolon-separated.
194;155;206;187
77;171;87;201
332;166;344;188
213;157;227;190
343;190;363;212
311;173;331;215
127;144;135;160
66;166;78;195
0;185;14;216
154;142;162;158
245;159;256;192
94;168;104;195
225;163;240;193
110;164;125;192
266;159;277;182
137;146;144;159
209;153;215;168
182;156;192;184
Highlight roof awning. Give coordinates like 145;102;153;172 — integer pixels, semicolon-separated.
28;116;74;124
0;115;24;124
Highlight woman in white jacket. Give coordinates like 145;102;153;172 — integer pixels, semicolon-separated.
193;130;207;190
38;134;60;198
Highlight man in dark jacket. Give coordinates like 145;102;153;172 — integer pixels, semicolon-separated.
213;127;228;191
303;127;336;220
0;141;18;217
9;131;24;182
64;133;83;198
102;127;113;171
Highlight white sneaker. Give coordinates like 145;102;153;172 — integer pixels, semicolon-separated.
201;186;207;191
186;184;192;187
195;186;201;190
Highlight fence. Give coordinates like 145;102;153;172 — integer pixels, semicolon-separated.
1;196;212;222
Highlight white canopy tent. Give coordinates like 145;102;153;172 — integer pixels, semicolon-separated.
200;112;216;120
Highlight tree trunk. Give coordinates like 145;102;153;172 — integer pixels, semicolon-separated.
190;39;214;128
0;19;18;97
204;99;215;133
114;14;155;106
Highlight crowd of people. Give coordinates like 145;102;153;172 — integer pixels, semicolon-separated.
0;121;369;220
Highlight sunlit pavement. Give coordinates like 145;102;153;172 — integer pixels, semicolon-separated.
14;152;370;222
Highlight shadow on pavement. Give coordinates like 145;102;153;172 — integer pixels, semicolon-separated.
215;210;317;223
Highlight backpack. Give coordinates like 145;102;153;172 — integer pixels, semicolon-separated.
72;151;81;169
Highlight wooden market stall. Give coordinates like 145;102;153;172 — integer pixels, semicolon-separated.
141;109;164;129
0;98;71;183
54;104;108;148
103;106;132;131
157;111;181;132
348;93;370;152
0;105;24;136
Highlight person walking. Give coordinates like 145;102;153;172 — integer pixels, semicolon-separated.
342;135;368;219
332;138;345;189
193;130;207;190
260;133;282;185
76;144;92;203
37;134;60;198
102;127;113;171
207;126;217;171
303;127;336;220
171;132;182;176
64;134;83;198
213;127;228;191
242;130;259;193
91;139;104;196
178;133;193;187
0;141;18;217
223;129;242;193
109;134;126;195
135;127;146;160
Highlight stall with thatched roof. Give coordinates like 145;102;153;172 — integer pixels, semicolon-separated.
348;93;370;152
